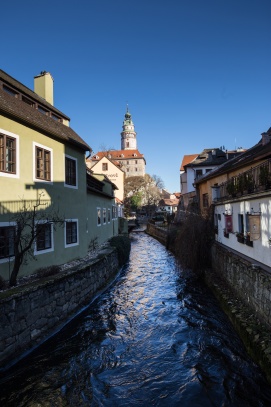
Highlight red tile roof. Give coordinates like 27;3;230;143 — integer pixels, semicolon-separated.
92;149;145;162
180;154;198;171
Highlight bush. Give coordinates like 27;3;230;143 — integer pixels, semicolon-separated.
0;276;7;290
109;235;131;266
169;214;214;276
36;265;61;278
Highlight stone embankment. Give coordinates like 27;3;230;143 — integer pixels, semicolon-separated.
147;223;271;384
146;222;168;245
0;245;119;369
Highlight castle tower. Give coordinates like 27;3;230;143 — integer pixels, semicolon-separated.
121;106;137;150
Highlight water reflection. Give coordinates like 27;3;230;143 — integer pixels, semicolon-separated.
1;233;271;406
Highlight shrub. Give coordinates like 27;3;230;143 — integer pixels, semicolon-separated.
169;214;214;276
109;235;131;266
0;276;7;290
36;265;61;278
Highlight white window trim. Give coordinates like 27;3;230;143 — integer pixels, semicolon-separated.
0;129;20;179
97;207;101;227
0;221;16;264
34;220;54;255
64;154;78;189
64;219;79;248
103;208;107;224
33;142;53;184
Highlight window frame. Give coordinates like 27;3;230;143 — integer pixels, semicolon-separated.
0;129;19;178
64;154;78;189
33;142;53;183
102;162;108;171
34;221;54;255
202;193;209;208
108;208;111;223
103;208;107;224
97;207;101;226
65;219;79;248
0;222;16;263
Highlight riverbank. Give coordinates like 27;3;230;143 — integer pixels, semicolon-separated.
0;236;131;370
146;223;271;384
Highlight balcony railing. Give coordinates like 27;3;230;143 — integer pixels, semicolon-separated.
217;158;271;201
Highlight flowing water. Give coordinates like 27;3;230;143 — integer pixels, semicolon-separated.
1;233;271;406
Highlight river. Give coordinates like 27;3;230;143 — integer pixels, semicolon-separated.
1;232;271;406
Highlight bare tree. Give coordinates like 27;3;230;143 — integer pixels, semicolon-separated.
8;194;64;286
124;174;162;216
152;174;165;190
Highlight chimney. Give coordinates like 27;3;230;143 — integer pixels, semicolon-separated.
34;71;54;105
261;128;271;146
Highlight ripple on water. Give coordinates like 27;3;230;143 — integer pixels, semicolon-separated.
1;233;271;406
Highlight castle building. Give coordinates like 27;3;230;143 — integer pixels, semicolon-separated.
88;108;146;177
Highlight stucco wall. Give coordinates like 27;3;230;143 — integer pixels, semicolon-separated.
0;247;119;368
0;116;89;278
215;194;271;267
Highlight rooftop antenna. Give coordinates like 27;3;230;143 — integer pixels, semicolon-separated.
126;101;129;112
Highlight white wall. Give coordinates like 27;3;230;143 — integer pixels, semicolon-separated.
215;197;271;267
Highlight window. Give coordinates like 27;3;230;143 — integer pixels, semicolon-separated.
51;113;61;122
22;96;35;107
195;169;203;178
65;156;77;187
97;208;101;226
108;208;111;223
0;224;15;261
135;168;137;172
38;105;49;115
65;220;78;247
112;205;116;220
103;208;106;224
203;193;209;208
3;84;18;97
35;144;52;181
0;133;16;174
127;161;129;164
102;163;108;171
238;214;244;234
214;214;218;234
35;223;53;253
135;160;138;164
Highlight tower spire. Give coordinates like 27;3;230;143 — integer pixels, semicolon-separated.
121;107;137;150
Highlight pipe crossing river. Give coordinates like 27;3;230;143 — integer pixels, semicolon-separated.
1;233;271;406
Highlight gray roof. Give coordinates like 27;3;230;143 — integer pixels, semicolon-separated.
195;138;271;184
0;70;91;152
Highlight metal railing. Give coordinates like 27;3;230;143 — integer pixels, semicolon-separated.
217;158;271;201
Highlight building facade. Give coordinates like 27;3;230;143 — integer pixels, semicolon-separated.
195;131;271;268
0;70;119;282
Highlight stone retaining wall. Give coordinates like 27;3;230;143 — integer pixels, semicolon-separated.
211;242;271;326
0;247;119;369
146;223;168;245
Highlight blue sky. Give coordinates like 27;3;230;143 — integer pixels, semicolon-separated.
2;0;271;192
